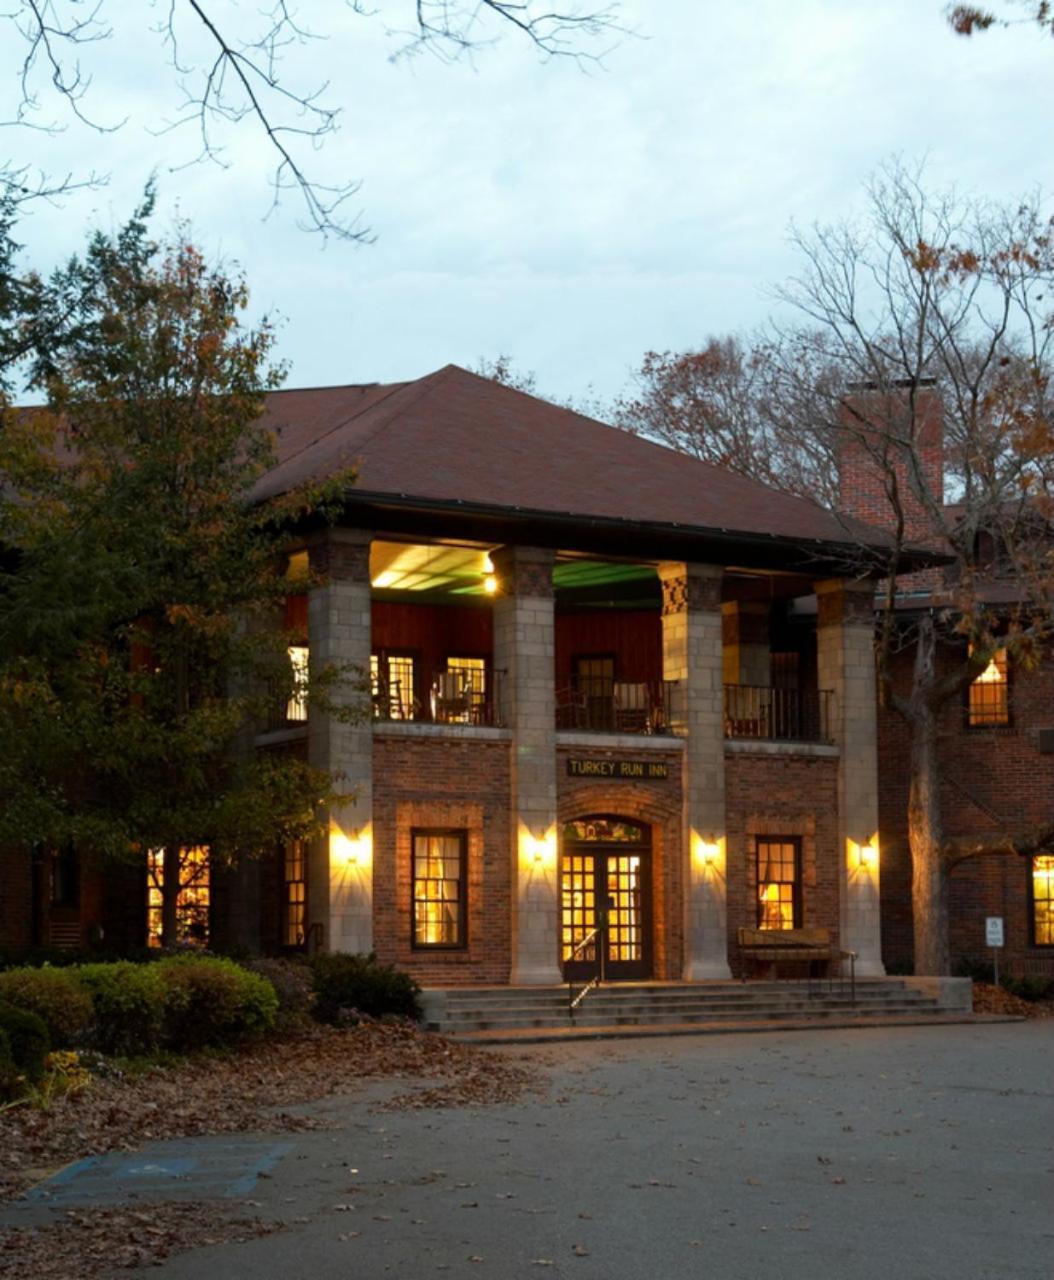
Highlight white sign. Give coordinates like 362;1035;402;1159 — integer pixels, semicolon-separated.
985;917;1005;948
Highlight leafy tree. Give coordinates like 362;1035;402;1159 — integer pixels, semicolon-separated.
948;2;1054;37
0;193;356;946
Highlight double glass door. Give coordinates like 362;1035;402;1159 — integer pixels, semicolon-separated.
561;818;651;981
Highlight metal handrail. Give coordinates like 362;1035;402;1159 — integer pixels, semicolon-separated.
565;926;605;1016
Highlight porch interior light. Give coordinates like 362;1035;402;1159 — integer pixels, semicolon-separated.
484;574;498;595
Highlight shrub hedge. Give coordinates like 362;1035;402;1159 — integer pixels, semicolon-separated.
0;967;94;1047
156;955;278;1049
311;952;422;1024
0;1001;50;1085
75;962;169;1056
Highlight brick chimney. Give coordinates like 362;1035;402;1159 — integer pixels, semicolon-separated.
837;379;944;545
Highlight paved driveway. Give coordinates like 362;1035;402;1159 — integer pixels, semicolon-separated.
136;1021;1052;1279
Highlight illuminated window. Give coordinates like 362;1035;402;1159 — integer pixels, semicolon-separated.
756;837;801;930
412;830;466;948
146;846;210;947
431;657;487;723
284;840;306;947
1033;855;1054;947
286;645;309;722
968;648;1009;727
372;652;416;720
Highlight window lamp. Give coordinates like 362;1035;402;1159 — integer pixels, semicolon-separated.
412;830;466;948
968;648;1009;727
756;837;801;930
1032;855;1054;947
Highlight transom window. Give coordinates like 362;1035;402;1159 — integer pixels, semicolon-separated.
147;846;210;948
564;819;644;843
284;840;306;948
968;648;1009;727
412;830;466;948
756;837;801;930
1033;855;1054;946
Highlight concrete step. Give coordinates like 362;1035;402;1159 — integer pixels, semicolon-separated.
429;1001;942;1032
448;1012;1010;1046
429;980;912;1004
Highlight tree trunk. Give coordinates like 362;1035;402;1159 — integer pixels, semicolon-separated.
161;844;180;949
907;617;950;975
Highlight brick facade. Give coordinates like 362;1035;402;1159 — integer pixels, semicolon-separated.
878;645;1054;976
372;733;512;985
725;751;841;976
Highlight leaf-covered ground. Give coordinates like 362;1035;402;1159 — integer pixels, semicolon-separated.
0;1202;282;1279
972;982;1054;1019
0;1023;538;1203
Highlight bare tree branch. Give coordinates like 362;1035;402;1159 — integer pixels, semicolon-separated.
1;2;626;231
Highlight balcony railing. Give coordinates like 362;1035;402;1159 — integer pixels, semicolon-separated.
556;677;679;736
723;685;832;744
373;663;507;728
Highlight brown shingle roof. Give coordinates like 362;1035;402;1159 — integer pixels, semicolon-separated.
254;364;896;555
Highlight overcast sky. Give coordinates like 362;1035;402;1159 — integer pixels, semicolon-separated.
5;1;1054;406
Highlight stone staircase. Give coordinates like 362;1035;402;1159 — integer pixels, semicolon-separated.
421;978;976;1043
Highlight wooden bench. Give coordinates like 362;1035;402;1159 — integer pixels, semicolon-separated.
737;926;835;980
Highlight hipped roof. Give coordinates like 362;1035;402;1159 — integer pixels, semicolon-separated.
253;364;927;573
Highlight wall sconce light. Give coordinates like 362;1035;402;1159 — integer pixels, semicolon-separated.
484;574;498;595
857;841;878;870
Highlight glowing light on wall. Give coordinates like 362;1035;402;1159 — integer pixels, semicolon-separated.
692;831;725;873
518;822;557;871
331;822;373;870
848;835;879;872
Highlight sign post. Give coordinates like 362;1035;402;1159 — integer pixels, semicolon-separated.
985;916;1004;986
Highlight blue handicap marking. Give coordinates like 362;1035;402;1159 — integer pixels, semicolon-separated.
22;1138;291;1207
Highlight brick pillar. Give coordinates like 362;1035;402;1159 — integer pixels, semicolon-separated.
721;601;771;687
660;562;731;980
307;529;373;955
493;545;561;985
815;578;885;976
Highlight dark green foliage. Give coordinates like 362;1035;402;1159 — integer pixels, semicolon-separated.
310;952;422;1024
0;1000;50;1083
954;957;995;984
1000;974;1053;1002
0;966;93;1046
242;956;314;1032
75;962;168;1056
156;955;278;1049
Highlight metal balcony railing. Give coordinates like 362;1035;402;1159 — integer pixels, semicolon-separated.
555;677;679;735
723;685;832;744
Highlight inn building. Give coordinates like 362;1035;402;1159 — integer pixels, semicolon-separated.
5;365;962;984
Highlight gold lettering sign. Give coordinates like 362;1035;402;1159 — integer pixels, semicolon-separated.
566;757;668;781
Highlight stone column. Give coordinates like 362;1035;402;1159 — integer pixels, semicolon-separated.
721;602;771;688
660;562;731;980
493;545;561;985
815;578;885;976
307;528;373;955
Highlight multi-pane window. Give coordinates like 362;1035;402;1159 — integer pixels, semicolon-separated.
147;846;210;947
968;648;1009;727
435;657;486;723
412;831;466;948
284;840;306;947
1033;854;1054;946
756;837;801;930
372;652;416;720
286;645;309;722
